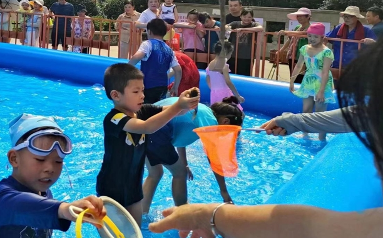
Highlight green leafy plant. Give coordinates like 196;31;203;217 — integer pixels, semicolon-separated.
92;15;115;31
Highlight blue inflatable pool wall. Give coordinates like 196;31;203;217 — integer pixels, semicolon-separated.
1;43;381;211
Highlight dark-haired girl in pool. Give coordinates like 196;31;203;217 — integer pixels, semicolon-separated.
142;96;244;214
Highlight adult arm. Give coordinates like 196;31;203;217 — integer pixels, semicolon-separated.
290;54;304;84
149;203;383;238
263;108;355;135
237;23;263;32
280;30;307;36
136;13;148;29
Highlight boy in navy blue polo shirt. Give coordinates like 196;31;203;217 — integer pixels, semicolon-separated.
129;18;182;103
0;114;106;237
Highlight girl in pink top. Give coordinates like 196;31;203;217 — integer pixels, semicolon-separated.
174;9;206;68
206;41;245;110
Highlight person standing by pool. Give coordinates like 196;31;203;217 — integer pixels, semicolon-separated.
115;0;140;59
278;8;311;84
226;8;263;76
24;0;44;47
49;0;74;51
290;23;336;141
96;63;200;226
326;6;376;70
198;12;221;54
225;0;242;24
71;5;94;54
135;0;159;29
365;7;383;39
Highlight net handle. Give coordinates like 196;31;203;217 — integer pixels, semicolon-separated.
72;207;125;238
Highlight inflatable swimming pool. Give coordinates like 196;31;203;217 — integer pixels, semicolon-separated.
0;42;381;213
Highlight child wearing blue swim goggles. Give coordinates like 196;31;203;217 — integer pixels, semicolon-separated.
12;128;72;158
0;113;106;238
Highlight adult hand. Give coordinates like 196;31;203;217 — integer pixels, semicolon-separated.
149;204;217;238
260;118;287;136
361;38;375;45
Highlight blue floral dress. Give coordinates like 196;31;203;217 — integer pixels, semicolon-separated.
293;45;336;104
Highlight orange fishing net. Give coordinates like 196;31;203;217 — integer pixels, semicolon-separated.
193;125;241;177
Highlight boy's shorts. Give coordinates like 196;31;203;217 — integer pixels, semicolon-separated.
146;123;179;166
96;162;144;207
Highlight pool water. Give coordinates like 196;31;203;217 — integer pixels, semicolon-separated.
0;69;333;237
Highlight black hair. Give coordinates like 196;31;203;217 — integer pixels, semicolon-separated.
211;96;244;126
228;0;242;5
124;0;134;7
198;12;211;24
337;37;383;174
367;6;383;20
187;8;198;17
104;63;144;100
147;18;167;37
240;8;253;17
214;40;234;55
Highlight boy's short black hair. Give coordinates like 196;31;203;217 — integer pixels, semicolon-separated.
147;18;167;37
198;12;211;24
104;63;144;100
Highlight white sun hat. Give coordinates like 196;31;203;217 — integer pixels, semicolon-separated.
340;6;365;19
287;7;311;20
34;0;44;6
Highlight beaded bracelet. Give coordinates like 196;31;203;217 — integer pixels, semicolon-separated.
210;202;231;237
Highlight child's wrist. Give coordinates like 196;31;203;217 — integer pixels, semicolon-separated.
58;202;70;220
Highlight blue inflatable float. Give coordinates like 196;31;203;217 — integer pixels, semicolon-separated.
0;42;381;211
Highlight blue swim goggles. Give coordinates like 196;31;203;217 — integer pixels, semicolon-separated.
12;129;72;158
